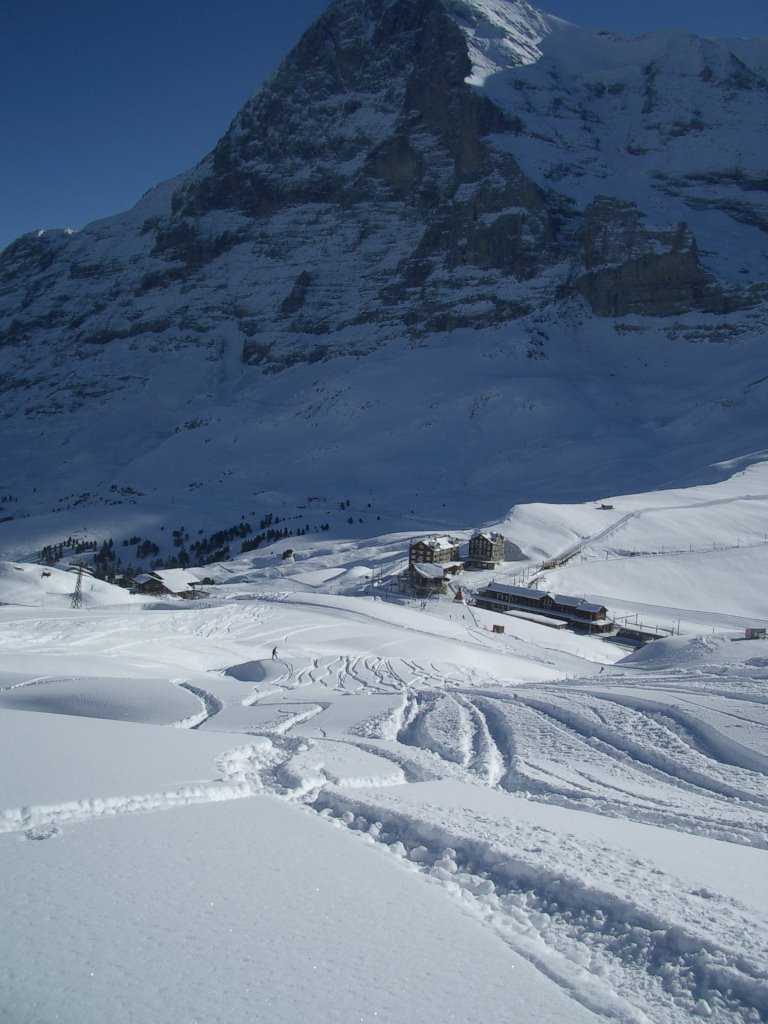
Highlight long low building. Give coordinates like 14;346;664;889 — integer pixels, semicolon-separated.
474;583;613;633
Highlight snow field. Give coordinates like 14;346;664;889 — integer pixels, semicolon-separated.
1;5;768;1020
1;797;604;1024
2;464;768;1022
313;785;768;1024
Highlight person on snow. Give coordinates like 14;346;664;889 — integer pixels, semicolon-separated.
272;646;278;660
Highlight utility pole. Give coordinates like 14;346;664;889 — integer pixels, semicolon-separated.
70;565;84;610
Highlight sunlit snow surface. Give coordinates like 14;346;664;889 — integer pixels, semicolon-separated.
446;0;562;83
2;466;768;1022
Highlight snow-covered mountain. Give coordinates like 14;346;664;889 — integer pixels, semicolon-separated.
1;0;767;547
2;8;768;1013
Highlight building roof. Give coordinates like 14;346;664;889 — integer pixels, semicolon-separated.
480;584;607;617
411;536;459;551
554;594;607;615
411;563;446;579
147;569;201;592
482;583;545;601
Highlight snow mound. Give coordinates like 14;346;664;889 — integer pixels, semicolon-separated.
621;632;756;670
0;561;138;608
0;676;200;726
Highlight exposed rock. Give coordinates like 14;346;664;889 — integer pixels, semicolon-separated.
577;250;724;318
280;272;314;316
0;0;765;503
574;197;730;316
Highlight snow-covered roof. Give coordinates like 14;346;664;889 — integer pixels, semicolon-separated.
554;594;607;615
412;536;459;551
148;569;201;592
482;584;607;617
483;583;544;601
411;563;446;579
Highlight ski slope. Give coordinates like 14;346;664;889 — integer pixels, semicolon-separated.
2;464;768;1023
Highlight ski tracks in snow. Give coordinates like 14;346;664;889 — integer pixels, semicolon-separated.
172;681;224;729
233;674;768;1023
310;795;768;1024
226;690;768;1023
0;779;257;843
6;626;768;1023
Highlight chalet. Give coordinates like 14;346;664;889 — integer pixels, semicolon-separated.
475;583;612;633
468;531;505;568
133;568;203;598
399;562;448;596
408;536;462;566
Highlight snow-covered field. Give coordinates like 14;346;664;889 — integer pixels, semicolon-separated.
2;463;768;1023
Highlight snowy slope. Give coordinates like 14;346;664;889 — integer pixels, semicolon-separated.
2;460;768;1021
0;0;766;552
445;0;564;81
485;24;768;284
2;5;768;1021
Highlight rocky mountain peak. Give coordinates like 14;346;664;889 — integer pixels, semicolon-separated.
173;0;544;220
0;1;766;525
444;0;561;79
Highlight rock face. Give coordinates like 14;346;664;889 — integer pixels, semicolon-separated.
575;198;722;317
0;0;766;519
160;0;561;347
2;0;765;358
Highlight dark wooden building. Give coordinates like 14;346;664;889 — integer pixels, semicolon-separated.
475;583;612;633
468;532;505;568
408;536;461;566
399;562;448;596
133;569;202;598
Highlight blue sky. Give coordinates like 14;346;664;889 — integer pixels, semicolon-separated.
1;0;766;251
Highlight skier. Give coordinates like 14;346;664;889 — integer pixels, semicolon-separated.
272;646;278;661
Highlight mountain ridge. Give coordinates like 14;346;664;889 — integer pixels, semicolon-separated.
0;0;766;544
